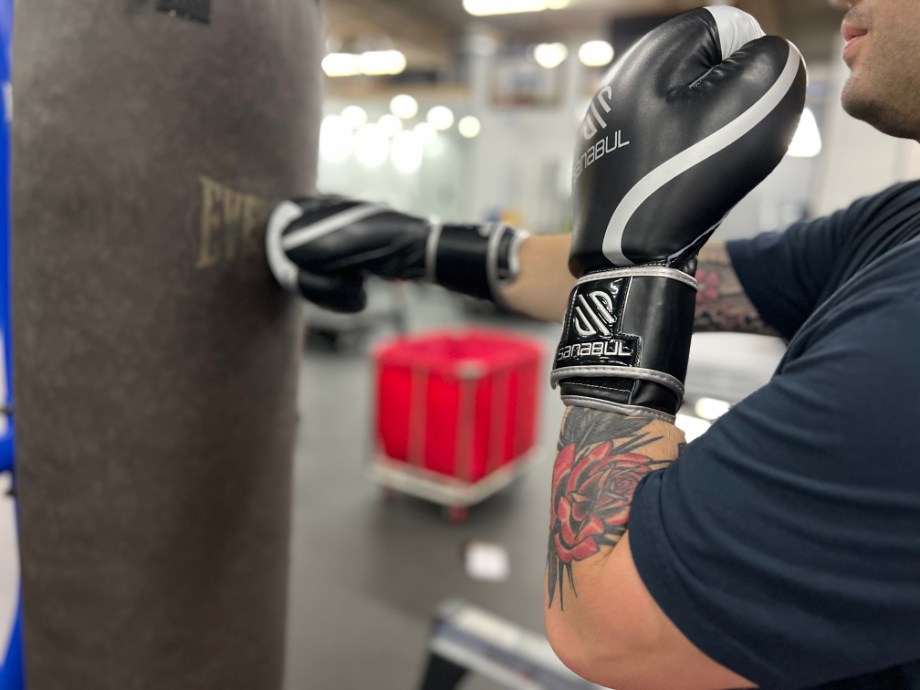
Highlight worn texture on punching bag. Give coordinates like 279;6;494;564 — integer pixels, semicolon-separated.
12;2;321;688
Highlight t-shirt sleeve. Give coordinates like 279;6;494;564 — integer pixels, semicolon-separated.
629;288;920;688
726;208;850;340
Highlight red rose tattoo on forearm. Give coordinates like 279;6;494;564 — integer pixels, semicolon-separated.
547;410;678;609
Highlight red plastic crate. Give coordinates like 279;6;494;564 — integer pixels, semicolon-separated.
373;328;543;483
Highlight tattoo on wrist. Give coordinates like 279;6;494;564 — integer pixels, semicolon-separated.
695;244;778;336
546;409;676;609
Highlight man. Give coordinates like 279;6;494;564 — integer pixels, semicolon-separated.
269;0;920;686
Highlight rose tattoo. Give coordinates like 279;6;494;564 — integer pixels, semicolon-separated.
547;413;667;609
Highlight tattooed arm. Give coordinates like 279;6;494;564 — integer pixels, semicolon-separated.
544;407;754;689
694;242;779;335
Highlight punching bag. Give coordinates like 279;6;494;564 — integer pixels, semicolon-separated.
11;2;321;688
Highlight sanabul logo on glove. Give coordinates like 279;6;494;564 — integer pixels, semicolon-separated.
555;277;640;369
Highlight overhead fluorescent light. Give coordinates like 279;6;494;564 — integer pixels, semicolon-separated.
390;94;419;120
322;52;360;78
341;105;368;130
534;42;568;69
354;124;389;168
391;131;424;173
463;0;570;17
426;105;455;131
359;50;407;76
458;116;482;139
322;50;407;78
578;40;614;67
319;115;354;162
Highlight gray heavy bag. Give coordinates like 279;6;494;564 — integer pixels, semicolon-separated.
11;2;321;688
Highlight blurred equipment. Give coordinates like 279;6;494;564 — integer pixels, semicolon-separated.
419;600;603;689
370;328;543;522
11;2;321;688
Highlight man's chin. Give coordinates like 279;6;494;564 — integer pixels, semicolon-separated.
842;93;916;140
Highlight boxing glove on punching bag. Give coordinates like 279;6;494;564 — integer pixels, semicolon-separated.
12;2;321;688
553;6;806;417
266;196;529;313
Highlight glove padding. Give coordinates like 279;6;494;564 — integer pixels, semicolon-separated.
266;196;527;312
554;6;807;419
570;5;807;275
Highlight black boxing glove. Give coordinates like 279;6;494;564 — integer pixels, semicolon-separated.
265;196;529;313
552;6;806;420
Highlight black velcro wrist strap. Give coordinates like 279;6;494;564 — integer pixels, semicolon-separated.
429;223;526;303
551;267;697;414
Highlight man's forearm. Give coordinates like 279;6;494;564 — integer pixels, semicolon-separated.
499;234;575;322
694;242;778;335
546;407;684;610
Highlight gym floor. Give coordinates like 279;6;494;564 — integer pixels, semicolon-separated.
282;281;785;690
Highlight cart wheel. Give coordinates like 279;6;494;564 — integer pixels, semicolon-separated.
445;505;469;523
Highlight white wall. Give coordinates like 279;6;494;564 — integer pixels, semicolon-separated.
463;43;583;233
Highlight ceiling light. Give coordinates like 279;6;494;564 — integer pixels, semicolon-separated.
578;40;614;67
427;105;455;131
322;53;360;78
341;105;368;130
390;94;419;120
458;116;481;139
354;124;389;168
378;114;403;137
534;42;568;69
322;50;407;78
787;107;823;158
391;131;424;173
359;49;407;76
319;115;354;162
414;122;438;145
463;0;569;17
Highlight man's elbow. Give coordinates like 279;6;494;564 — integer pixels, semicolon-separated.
545;609;636;688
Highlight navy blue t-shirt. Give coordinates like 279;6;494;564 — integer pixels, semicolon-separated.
630;181;920;689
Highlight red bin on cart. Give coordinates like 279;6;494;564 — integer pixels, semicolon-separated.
373;328;543;485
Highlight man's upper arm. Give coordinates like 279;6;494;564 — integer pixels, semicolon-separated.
626;289;920;687
724;207;849;338
546;533;754;690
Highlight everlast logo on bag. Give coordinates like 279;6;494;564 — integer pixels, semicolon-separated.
196;176;276;269
555;277;640;369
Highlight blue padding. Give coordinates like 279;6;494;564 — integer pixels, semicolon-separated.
0;434;12;474
0;597;22;690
